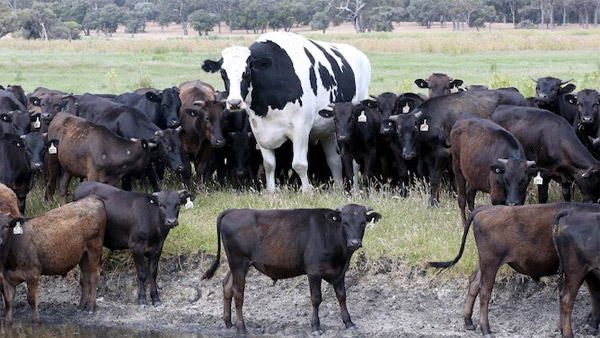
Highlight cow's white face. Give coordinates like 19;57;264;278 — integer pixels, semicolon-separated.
221;47;252;111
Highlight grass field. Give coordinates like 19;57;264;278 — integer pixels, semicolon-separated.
3;28;600;278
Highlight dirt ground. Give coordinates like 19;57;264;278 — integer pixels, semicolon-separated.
0;253;596;338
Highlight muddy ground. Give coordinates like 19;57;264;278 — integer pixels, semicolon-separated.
0;253;595;338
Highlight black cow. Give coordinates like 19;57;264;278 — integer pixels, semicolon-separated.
0;134;33;214
566;89;600;157
531;76;578;124
202;204;382;334
415;73;463;98
427;203;600;338
5;85;27;107
19;131;47;172
319;102;380;192
553;210;600;338
73;182;194;306
75;93;122;121
450;115;536;225
117;87;181;129
492;105;600;203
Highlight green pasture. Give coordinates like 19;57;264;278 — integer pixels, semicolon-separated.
3;29;600;278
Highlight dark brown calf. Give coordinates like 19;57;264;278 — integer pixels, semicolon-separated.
427;203;600;337
450;116;536;225
202;204;382;334
554;210;600;338
0;197;106;325
0;183;20;218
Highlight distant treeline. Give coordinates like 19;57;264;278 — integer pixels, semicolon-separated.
1;0;599;40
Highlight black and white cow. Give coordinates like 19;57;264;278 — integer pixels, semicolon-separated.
202;32;371;193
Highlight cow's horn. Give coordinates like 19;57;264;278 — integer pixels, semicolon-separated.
369;94;378;100
497;158;508;165
414;111;423;119
130;137;139;142
154;130;164;137
529;76;538;83
19;135;26;140
526;160;536;167
193;100;206;106
561;78;573;85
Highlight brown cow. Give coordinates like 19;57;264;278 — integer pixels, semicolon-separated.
553;210;600;338
178;81;226;188
0;197;106;325
0;183;20;218
202;204;382;334
46;113;154;204
28;87;76;132
427;203;600;338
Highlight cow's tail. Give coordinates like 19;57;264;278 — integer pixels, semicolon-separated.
426;209;478;270
552;209;571;275
201;210;227;280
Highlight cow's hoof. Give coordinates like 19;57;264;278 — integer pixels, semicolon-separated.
153;301;163;308
311;330;323;336
224;322;233;329
347;325;357;331
464;323;477;331
584;324;598;335
482;334;495;338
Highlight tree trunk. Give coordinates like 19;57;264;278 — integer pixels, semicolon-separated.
510;1;516;27
550;4;554;29
40;21;48;41
218;22;221;34
563;3;567;26
182;21;188;35
540;0;545;28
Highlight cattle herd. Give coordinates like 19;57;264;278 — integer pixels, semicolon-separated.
0;31;599;337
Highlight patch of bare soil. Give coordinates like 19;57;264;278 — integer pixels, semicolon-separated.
0;253;595;337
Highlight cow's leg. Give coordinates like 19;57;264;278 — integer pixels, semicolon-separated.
3;280;16;326
83;246;102;313
259;147;277;193
58;171;72;205
585;274;600;333
132;250;148;306
16;193;26;215
308;275;323;334
195;148;214;186
291;134;312;193
478;263;501;337
231;260;249;333
320;135;343;189
560;270;585;338
145;165;160;192
333;277;355;330
561;181;572;202
121;174;133;191
340;150;354;192
26;278;41;324
428;159;442;207
148;248;164;306
222;271;234;329
466;184;477;211
44;153;59;202
538;178;550;204
362;151;376;194
463;266;481;330
78;254;92;310
181;153;194;190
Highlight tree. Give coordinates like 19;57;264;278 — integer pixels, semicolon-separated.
97;3;125;36
270;0;297;31
310;11;330;33
470;4;496;30
125;2;155;36
51;0;89;24
0;0;19;38
408;0;445;28
188;9;217;35
335;0;368;33
16;2;62;40
156;0;179;30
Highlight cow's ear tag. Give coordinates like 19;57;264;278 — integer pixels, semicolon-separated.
402;103;410;113
13;221;23;235
185;197;194;209
32;117;41;129
534;171;543;185
358;111;367;123
420;119;429;132
48;142;57;154
255;143;260;150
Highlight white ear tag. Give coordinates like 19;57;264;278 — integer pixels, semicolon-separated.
420;119;429;132
33;117;41;129
358;111;367;123
534;171;543;185
185;197;194;209
48;142;57;154
13;222;23;235
366;219;376;231
255;143;260;150
402;103;410;113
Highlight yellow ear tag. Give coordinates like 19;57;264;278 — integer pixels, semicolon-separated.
358;111;367;123
402;103;410;113
13;222;23;235
534;172;543;185
420;119;429;132
48;143;57;154
185;197;194;209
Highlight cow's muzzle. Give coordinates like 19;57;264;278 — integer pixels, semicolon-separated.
165;218;178;228
347;239;362;250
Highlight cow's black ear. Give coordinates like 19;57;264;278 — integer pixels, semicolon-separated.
528;167;548;177
29;96;41;107
366;212;382;224
251;57;272;70
0;85;4;90
564;94;577;105
202;58;223;73
49;139;59;146
178;190;196;204
415;79;429;88
185;108;200;117
325;210;342;222
361;99;378;108
561;84;576;94
490;164;505;174
318;109;334;118
0;114;11;123
450;79;464;88
9;218;25;229
145;92;160;102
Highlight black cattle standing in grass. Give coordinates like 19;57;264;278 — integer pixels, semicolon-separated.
0;134;33;214
427;203;600;338
566;89;600;157
202;204;382;334
73;181;195;306
553;210;600;338
531;76;578;124
450;115;537;225
492;105;600;204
